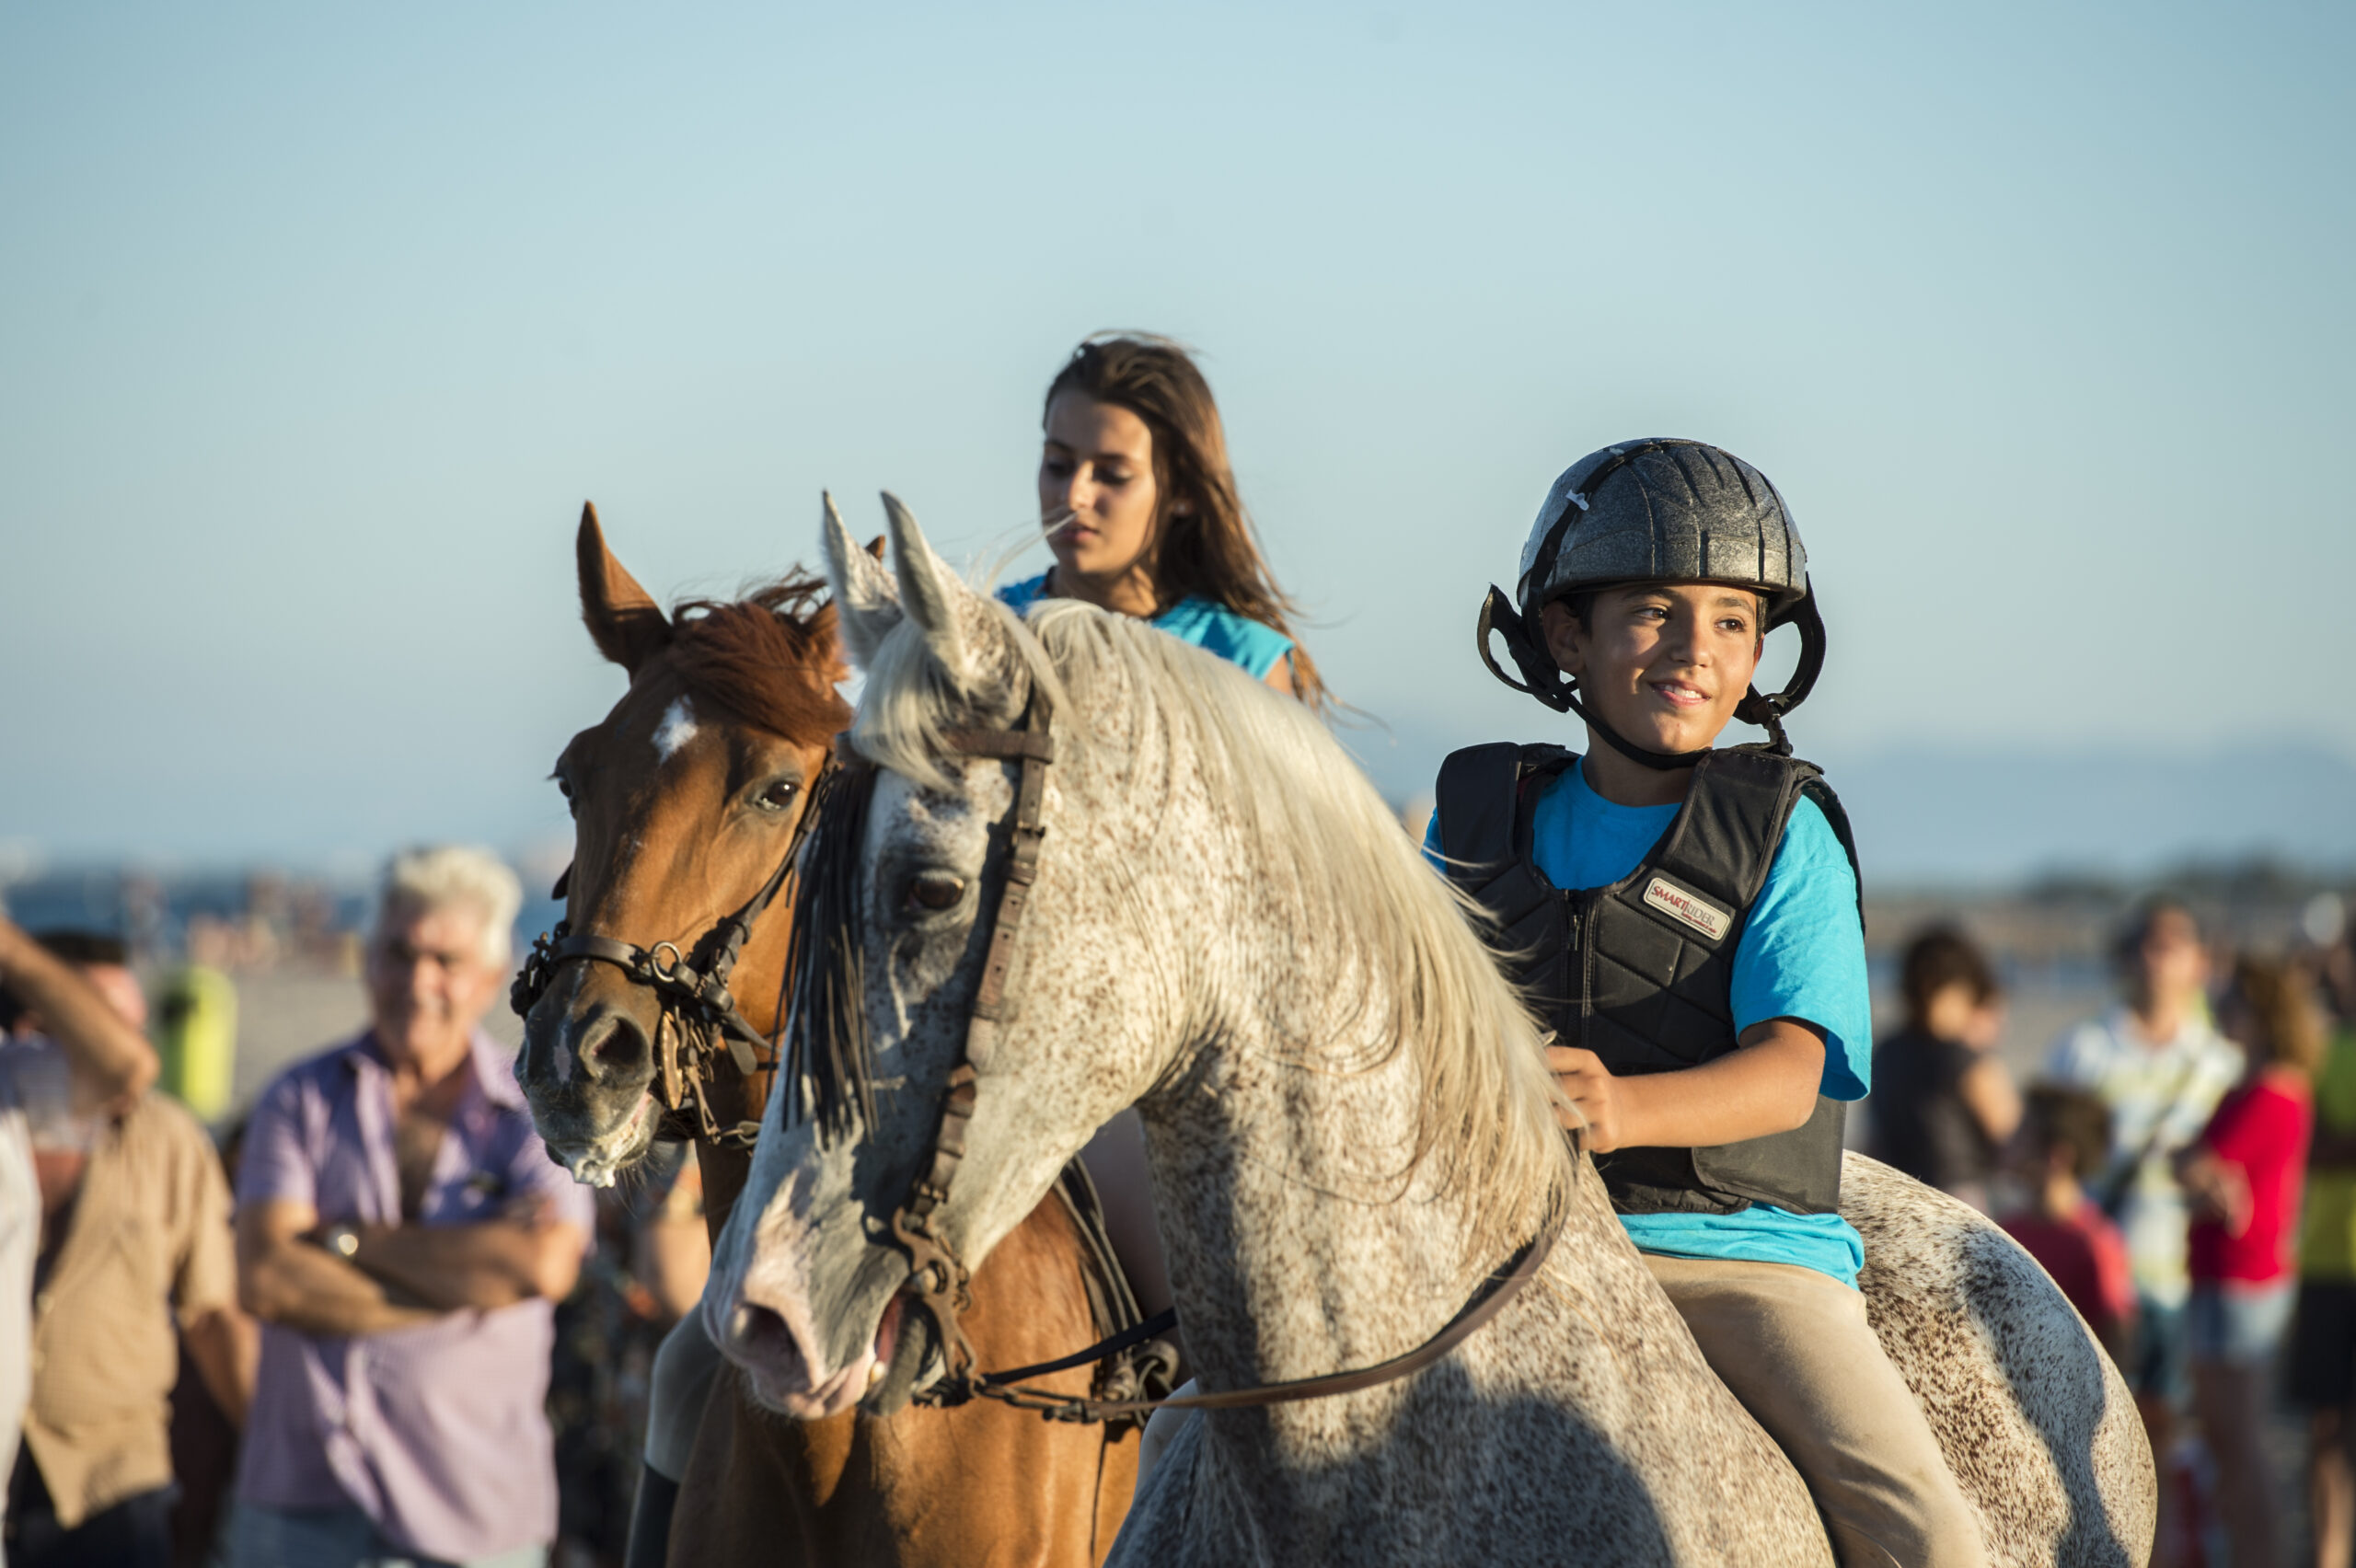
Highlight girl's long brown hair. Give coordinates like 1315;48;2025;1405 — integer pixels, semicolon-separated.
2227;956;2326;1075
1045;334;1330;711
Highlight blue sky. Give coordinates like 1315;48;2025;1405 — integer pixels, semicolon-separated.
2;2;2349;878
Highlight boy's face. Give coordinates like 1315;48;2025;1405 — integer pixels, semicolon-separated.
1540;582;1764;758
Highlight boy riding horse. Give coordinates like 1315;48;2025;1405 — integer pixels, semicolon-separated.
1431;439;1987;1567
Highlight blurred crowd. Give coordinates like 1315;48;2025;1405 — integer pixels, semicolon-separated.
4;844;2353;1568
1871;902;2356;1568
0;848;701;1568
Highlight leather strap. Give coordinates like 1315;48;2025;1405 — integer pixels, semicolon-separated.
895;695;1057;1389
963;1189;1565;1424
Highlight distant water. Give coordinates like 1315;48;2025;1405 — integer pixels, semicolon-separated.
1821;744;2356;884
1358;730;2356;885
0;869;565;976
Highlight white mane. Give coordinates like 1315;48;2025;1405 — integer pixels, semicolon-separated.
852;592;1572;1263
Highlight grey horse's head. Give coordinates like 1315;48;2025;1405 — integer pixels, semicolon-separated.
702;494;1182;1419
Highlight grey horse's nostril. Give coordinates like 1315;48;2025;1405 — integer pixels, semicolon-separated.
726;1301;795;1364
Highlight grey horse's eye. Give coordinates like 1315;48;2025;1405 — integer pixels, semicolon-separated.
904;872;965;913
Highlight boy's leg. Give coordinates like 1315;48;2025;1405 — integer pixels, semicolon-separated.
1644;1253;1989;1568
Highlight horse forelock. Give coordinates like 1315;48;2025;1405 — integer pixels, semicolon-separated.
846;590;1573;1267
662;576;851;743
846;594;1068;790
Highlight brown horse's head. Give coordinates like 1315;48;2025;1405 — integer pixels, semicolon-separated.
516;503;849;1187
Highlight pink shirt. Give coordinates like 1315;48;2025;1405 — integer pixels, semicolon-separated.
235;1030;595;1562
2189;1074;2313;1286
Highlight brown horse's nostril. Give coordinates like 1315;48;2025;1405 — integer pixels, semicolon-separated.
578;1011;653;1083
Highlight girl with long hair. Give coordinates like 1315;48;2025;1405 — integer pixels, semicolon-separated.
1002;337;1322;1446
999;334;1326;708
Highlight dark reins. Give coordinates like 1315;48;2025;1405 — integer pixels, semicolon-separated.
510;752;840;1150
869;684;1568;1425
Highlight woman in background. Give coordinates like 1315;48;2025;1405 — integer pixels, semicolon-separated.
2177;956;2323;1568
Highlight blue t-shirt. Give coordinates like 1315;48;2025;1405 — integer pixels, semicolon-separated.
1426;757;1871;1287
999;571;1293;681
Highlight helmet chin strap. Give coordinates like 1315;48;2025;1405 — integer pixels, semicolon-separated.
1475;584;1828;771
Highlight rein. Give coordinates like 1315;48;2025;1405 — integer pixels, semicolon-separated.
510;753;839;1150
888;686;1568;1425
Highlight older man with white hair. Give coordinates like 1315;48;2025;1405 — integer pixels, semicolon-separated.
231;847;594;1568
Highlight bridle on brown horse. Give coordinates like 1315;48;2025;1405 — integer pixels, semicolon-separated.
509;754;841;1151
879;686;1569;1425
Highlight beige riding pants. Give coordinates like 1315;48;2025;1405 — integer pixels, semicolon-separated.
1644;1254;1990;1568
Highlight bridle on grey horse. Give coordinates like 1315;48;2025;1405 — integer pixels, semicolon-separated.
889;685;1569;1424
509;753;841;1151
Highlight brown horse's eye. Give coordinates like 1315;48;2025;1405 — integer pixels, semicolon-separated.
756;779;800;813
906;873;965;913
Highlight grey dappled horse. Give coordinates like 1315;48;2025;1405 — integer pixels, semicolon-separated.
706;494;2155;1566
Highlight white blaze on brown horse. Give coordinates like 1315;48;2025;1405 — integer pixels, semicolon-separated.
513;503;1140;1566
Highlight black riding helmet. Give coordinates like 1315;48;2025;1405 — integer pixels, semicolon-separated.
1476;438;1827;770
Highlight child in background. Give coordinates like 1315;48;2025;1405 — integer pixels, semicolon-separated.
2176;956;2322;1568
1872;928;2023;1212
2000;1086;2136;1357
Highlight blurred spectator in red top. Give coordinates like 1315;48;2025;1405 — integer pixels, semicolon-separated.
2176;955;2323;1568
2002;1085;2136;1357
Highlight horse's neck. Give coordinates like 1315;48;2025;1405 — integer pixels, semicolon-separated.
1139;971;1492;1400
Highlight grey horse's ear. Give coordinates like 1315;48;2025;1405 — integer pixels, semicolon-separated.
823;491;900;671
882;491;978;688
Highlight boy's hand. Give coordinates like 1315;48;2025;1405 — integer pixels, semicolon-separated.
1546;1045;1629;1150
1543;1020;1828;1155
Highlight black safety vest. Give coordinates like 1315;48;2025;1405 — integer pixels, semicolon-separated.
1434;744;1861;1216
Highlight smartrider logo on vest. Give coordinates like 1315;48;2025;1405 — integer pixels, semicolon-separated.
1643;876;1731;941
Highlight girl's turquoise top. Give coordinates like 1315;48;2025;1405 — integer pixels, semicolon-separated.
997;571;1293;681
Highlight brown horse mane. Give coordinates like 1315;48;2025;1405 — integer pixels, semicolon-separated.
657;578;851;742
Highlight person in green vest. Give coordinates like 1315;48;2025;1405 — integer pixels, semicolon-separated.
156;964;237;1124
2290;928;2356;1568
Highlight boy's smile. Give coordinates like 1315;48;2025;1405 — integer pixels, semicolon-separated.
1539;582;1765;803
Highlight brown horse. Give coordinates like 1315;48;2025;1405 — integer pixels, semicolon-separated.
514;505;1140;1566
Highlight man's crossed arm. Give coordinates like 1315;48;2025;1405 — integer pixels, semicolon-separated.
237;1197;585;1339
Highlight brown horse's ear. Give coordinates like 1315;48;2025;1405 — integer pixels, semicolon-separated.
576;502;670;674
807;602;853;688
866;535;886;561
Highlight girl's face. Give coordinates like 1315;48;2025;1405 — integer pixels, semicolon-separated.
1038;394;1165;589
1541;582;1765;757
